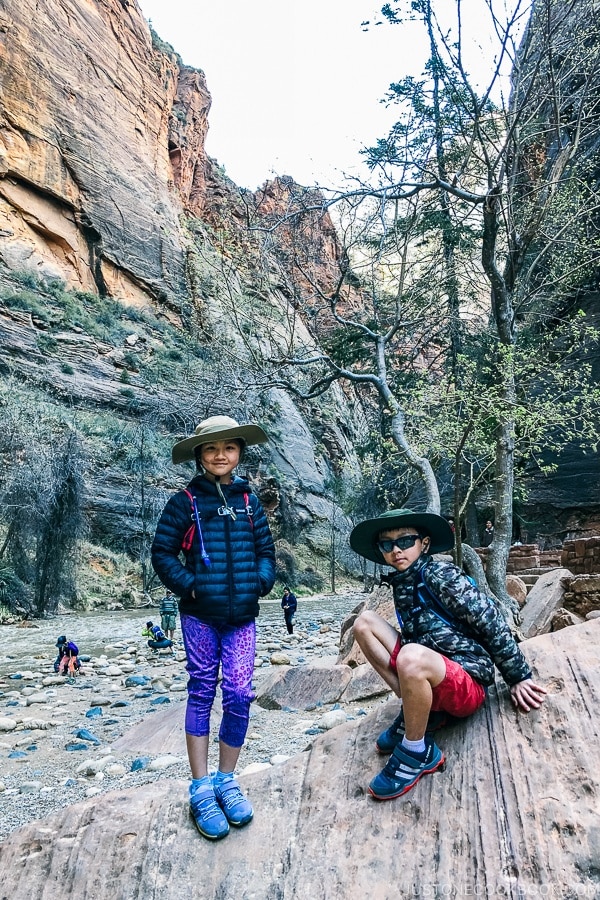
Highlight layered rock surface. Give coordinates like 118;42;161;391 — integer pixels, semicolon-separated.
0;0;195;302
0;0;365;572
0;620;598;899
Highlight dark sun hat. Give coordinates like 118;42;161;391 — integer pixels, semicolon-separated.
171;415;268;464
349;509;455;565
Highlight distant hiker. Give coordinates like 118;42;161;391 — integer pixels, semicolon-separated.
160;589;178;640
349;509;546;801
57;640;82;676
481;520;494;547
53;635;68;672
281;586;297;634
142;620;173;650
151;415;276;841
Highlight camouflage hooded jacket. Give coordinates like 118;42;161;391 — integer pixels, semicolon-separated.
388;555;531;687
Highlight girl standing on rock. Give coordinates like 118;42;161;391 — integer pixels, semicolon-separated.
151;416;276;841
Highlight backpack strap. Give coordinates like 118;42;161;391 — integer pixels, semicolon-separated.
181;489;196;552
244;492;254;530
414;564;477;637
180;487;254;556
414;577;459;629
180;488;211;566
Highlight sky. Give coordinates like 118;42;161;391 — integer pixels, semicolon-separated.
136;0;517;191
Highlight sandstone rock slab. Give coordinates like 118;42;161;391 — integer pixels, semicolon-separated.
339;663;390;703
506;573;528;607
0;621;599;899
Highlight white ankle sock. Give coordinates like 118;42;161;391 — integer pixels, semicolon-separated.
402;736;426;755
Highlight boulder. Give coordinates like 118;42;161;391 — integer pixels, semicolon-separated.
339;663;390;703
519;567;573;638
0;621;599;898
505;573;528;608
550;608;585;630
562;574;600;618
112;703;186;756
336;599;366;663
255;664;353;710
337;585;396;667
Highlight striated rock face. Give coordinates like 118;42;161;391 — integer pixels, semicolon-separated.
0;0;346;313
0;0;192;302
0;0;365;574
0;620;598;898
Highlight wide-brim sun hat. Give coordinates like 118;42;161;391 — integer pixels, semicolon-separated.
349;508;455;565
172;415;269;464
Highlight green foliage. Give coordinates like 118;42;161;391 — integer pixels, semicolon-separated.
275;542;296;587
148;22;182;63
296;568;325;591
36;333;58;356
12;270;41;290
2;289;52;323
321;327;372;367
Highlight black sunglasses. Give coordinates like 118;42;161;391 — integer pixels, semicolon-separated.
377;534;422;553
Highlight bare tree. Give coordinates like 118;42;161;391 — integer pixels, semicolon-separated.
227;0;600;615
0;392;86;615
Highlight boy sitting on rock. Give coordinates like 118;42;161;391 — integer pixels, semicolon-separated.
349;509;546;800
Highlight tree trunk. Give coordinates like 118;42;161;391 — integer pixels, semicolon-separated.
389;410;441;513
481;190;520;622
486;414;520;619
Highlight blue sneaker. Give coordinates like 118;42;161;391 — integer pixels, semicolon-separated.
214;777;254;827
369;741;445;800
376;709;451;754
190;784;230;840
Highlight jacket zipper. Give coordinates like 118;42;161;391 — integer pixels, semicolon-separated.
224;509;234;621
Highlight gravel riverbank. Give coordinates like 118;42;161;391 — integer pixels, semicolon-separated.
0;593;389;840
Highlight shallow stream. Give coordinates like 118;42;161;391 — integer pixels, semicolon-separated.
0;593;363;677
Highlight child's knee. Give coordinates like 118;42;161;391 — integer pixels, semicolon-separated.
221;686;253;714
353;609;379;642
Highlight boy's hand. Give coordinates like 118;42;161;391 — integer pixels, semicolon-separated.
510;678;547;712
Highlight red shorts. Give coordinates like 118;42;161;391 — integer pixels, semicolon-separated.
389;637;486;718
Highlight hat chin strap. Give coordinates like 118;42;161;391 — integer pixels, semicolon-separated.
214;476;237;520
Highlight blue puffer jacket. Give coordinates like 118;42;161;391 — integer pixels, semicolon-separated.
151;474;276;626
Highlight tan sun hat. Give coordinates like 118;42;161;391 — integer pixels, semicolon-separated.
171;415;268;464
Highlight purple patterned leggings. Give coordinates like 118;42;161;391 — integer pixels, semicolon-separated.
180;614;256;748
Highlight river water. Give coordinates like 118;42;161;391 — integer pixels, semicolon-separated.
0;592;364;677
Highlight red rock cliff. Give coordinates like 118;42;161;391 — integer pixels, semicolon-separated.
0;0;210;303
